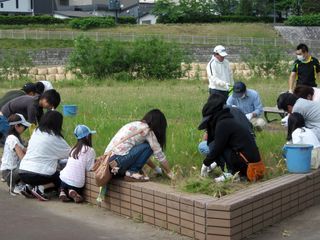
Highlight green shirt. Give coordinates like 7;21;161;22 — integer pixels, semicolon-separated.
292;56;320;87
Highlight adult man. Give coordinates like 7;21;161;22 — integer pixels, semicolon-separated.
206;45;233;100
227;81;266;130
277;92;320;141
288;43;320;92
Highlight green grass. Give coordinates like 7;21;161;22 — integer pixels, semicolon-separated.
0;77;288;196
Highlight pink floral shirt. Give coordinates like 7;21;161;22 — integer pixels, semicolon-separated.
104;121;167;163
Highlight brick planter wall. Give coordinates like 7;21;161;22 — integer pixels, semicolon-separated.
84;170;320;240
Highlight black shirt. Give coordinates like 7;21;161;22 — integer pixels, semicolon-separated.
292;56;320;87
203;109;260;167
1;95;43;124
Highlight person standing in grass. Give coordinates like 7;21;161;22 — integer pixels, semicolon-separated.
104;109;174;182
226;81;266;131
206;45;233;101
0;114;30;194
199;94;262;182
59;125;96;203
19;111;71;201
288;43;320;93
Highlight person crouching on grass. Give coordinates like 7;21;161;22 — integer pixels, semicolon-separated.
19;111;71;201
0;114;30;195
104;109;174;182
59;125;96;203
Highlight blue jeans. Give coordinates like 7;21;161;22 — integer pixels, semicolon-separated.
198;141;210;156
113;143;153;175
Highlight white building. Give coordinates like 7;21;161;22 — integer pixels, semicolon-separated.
0;0;33;14
139;13;157;24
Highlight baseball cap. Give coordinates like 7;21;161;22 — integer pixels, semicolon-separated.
233;82;247;98
9;114;31;128
74;125;96;139
22;83;36;94
213;45;228;57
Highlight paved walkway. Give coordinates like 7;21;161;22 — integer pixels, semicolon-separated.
0;184;189;240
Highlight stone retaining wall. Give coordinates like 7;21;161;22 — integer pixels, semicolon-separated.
84;170;320;240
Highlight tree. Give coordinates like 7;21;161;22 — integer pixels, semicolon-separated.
237;0;253;16
302;0;320;14
212;0;238;15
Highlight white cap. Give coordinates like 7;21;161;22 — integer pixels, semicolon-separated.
213;45;228;57
9;114;31;127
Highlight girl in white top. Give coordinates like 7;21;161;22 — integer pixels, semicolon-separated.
287;112;320;169
105;109;174;181
0;114;30;194
19;111;70;201
59;125;96;203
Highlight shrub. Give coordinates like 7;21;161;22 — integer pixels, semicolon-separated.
131;38;187;79
117;16;137;24
285;14;320;26
0;49;33;83
69;17;115;30
67;35;187;80
0;15;66;25
240;46;290;78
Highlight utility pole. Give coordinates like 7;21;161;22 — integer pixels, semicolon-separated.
273;0;276;25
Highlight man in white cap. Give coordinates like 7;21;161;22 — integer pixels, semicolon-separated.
206;45;234;101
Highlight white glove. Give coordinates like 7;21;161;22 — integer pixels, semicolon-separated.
201;164;209;177
154;166;163;175
246;113;253;120
226;83;230;90
208;162;217;172
167;171;175;180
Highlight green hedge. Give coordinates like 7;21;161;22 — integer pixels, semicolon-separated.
0;15;66;25
157;15;275;24
285;14;320;26
69;17;116;30
117;16;136;24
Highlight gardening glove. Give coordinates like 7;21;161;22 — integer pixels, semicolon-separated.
200;164;209;177
167;171;175;180
154;166;163;175
246;113;253;121
207;162;217;173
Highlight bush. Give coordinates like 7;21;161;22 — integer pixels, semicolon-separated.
240;46;290;78
285;14;320;26
67;35;187;80
69;17;115;30
0;50;33;83
0;15;66;25
117;16;137;24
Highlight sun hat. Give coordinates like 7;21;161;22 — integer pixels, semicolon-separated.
233;81;247;98
74;125;96;139
213;45;228;57
9;114;31;128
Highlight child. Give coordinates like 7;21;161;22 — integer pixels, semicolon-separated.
59;125;96;203
287;112;320;169
0;114;30;194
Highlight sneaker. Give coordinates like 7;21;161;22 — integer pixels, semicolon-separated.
68;189;84;204
20;184;35;198
215;173;234;182
13;184;25;195
31;186;48;201
1;177;5;182
59;190;71;202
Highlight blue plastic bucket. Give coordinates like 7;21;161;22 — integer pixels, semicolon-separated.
283;144;313;173
62;105;78;117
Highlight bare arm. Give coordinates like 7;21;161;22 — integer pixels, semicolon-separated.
289;72;297;92
15;144;26;160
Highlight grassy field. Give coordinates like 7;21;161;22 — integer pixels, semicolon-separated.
0;77;288;196
0;23;279;38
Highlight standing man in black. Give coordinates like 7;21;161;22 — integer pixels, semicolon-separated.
289;43;320;93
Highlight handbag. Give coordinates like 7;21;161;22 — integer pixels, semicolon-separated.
92;127;148;187
239;152;266;182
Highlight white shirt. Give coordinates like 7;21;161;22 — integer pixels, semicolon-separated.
60;146;96;188
19;129;71;175
0;135;25;170
206;56;233;91
313;87;320;102
105;121;167;163
40;81;54;92
292;127;320;148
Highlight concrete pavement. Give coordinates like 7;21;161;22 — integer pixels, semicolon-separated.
0;183;189;240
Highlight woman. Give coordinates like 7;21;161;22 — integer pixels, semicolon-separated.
294;85;320;102
19;111;71;201
105;109;174;181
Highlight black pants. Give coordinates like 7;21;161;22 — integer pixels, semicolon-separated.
60;181;84;194
209;89;228;102
2;168;20;187
19;171;61;188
